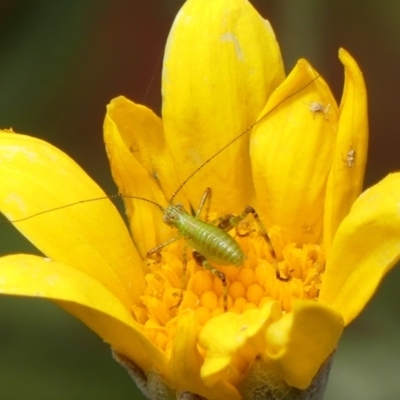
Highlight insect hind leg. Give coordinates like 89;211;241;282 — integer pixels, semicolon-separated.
192;251;228;311
215;206;288;281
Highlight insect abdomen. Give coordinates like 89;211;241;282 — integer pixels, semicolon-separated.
177;213;244;266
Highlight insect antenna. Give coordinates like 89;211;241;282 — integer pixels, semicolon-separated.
3;75;321;225
168;75;321;204
4;194;164;224
118;195;165;212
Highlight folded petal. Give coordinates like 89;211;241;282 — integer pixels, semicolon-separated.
199;301;281;388
169;311;241;400
251;59;338;244
0;254;167;375
324;49;368;252
0;132;143;306
104;98;178;257
320;173;400;325
265;301;344;389
162;0;285;213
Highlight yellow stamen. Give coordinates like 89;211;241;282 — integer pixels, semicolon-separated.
131;223;325;356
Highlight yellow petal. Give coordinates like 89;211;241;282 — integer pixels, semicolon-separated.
169;311;241;400
162;0;285;213
0;132;143;306
0;254;167;376
251;59;338;244
104;97;178;256
199;301;281;387
107;97;181;197
324;49;368;252
320;173;400;325
265;301;344;390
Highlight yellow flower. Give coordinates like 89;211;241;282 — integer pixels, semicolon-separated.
1;0;400;399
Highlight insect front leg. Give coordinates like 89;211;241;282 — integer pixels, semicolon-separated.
192;251;228;311
147;235;191;310
147;236;180;261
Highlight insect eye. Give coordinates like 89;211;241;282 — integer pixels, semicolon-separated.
163;212;173;224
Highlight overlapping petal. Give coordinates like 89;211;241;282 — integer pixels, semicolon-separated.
0;254;167;375
104;98;179;257
162;0;285;214
198;301;281;388
320;173;400;325
251;59;338;244
0;131;143;306
198;300;343;392
170;311;241;400
324;49;368;251
265;301;343;389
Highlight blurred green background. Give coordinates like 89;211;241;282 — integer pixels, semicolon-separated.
0;1;399;399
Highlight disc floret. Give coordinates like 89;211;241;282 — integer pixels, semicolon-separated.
133;220;325;354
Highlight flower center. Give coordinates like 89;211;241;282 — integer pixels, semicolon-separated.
131;223;325;354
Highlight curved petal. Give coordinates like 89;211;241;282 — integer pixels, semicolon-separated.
324;49;368;252
162;0;285;214
251;59;338;245
0;132;143;306
320;173;400;325
264;301;344;390
0;254;168;376
199;301;281;387
104;98;176;257
106;97;181;200
169;311;241;400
